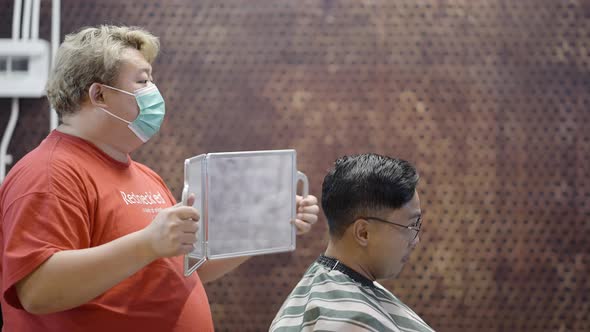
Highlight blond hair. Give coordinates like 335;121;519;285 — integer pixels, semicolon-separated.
46;25;160;117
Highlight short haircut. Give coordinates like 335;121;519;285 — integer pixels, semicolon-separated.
46;25;160;118
321;153;419;238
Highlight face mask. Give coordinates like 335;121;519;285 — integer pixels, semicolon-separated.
99;84;166;142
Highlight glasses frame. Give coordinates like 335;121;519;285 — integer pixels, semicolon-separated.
358;216;422;241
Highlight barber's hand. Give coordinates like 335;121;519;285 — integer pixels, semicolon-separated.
143;194;200;258
293;195;319;235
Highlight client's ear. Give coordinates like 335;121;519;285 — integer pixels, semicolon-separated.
351;218;370;247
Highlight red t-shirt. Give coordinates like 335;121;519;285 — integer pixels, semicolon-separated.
0;131;214;331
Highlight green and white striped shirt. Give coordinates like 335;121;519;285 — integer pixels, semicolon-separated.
270;255;435;332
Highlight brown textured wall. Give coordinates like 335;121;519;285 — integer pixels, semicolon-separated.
1;1;589;331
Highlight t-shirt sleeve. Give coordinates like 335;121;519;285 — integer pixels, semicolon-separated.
1;192;90;309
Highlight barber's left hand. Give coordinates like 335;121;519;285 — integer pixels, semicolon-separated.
293;195;320;235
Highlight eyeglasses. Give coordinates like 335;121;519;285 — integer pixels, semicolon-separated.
358;216;422;241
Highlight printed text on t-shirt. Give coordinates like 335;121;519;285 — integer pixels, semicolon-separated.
120;191;167;205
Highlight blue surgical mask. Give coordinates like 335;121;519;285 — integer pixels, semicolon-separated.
99;84;166;142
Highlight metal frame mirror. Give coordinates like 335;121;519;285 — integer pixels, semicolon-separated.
183;149;308;276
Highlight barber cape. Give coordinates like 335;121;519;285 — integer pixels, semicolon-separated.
270;255;435;332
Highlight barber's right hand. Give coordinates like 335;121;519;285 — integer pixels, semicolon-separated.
142;194;200;258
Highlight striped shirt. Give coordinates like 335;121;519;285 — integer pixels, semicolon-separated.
270;255;435;332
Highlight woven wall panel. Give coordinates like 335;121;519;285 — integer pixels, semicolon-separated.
1;1;588;331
